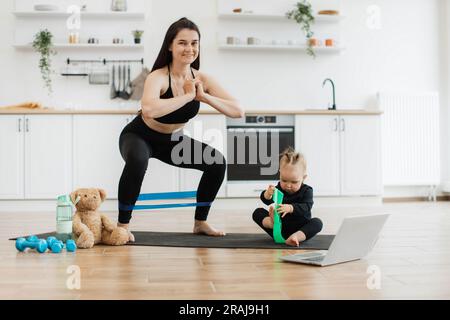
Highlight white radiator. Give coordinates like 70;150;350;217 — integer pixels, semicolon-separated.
378;92;440;186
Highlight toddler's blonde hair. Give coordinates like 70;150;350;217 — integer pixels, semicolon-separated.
279;147;307;172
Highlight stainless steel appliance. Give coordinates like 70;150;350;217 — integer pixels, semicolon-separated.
226;115;295;197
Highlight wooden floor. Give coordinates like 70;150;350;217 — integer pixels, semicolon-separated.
1;201;450;300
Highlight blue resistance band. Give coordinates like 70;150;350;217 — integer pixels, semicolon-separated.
137;191;197;201
118;191;212;211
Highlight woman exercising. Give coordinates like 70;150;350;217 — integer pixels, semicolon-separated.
117;17;244;241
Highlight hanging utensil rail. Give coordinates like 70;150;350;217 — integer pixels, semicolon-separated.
66;58;144;65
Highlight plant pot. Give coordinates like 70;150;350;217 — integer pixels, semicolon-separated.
134;38;141;44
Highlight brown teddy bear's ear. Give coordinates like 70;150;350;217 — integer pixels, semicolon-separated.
98;189;107;202
70;190;79;205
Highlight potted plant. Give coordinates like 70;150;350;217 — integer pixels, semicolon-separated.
32;29;57;95
286;1;316;58
132;30;144;44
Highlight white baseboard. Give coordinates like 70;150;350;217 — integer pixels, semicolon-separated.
443;181;450;193
383;186;443;197
0;196;383;213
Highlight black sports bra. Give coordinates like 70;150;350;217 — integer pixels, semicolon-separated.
148;65;200;124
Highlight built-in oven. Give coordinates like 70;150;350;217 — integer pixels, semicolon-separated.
226;115;295;197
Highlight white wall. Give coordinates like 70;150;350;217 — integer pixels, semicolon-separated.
0;0;448;197
444;0;450;193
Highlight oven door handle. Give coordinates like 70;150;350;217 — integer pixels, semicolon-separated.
227;128;294;133
227;128;245;133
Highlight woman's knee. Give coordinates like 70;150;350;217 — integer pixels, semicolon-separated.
127;150;148;167
120;133;150;165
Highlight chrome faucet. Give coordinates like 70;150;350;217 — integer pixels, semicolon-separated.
322;78;336;110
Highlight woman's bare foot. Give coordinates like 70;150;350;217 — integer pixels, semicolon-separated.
117;222;135;242
285;231;306;247
193;220;226;236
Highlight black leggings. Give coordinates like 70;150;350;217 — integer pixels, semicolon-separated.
118;115;226;224
252;208;323;240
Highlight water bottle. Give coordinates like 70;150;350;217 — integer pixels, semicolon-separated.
56;194;74;242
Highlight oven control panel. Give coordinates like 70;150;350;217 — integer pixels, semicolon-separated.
227;115;294;127
245;115;276;124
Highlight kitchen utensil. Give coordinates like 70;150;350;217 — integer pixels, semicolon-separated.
119;64;130;100
125;64;133;96
89;65;110;85
118;64;122;94
60;64;88;76
110;65;118;99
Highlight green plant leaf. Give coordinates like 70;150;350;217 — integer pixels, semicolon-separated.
286;0;316;58
32;29;57;95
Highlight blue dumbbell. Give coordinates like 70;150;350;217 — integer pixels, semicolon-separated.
46;237;64;253
47;237;77;253
26;235;39;242
46;236;58;248
15;237;48;253
66;240;77;252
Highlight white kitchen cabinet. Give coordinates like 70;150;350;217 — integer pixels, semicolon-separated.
339;116;382;195
180;114;227;198
73;115;130;198
296;115;340;196
296;115;382;196
0;115;24;199
24;115;73;199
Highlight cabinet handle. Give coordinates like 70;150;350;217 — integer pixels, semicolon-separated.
25;119;29;132
18;118;22;132
334;118;338;131
340;118;345;132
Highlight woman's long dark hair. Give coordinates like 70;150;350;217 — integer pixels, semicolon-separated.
151;17;201;72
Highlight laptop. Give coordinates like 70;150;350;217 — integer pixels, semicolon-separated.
280;214;389;267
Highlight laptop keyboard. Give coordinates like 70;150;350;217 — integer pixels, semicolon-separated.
294;252;324;259
304;256;325;262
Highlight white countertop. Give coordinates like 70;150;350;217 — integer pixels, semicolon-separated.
0;107;383;115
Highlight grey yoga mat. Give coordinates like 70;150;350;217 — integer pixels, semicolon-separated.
10;231;335;250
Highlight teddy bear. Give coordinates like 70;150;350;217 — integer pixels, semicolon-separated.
70;188;130;249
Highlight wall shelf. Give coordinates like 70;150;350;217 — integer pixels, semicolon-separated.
14;43;144;49
218;13;345;23
216;0;344;56
218;44;344;53
13;11;145;19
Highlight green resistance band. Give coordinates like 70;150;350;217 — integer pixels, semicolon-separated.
272;188;285;244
